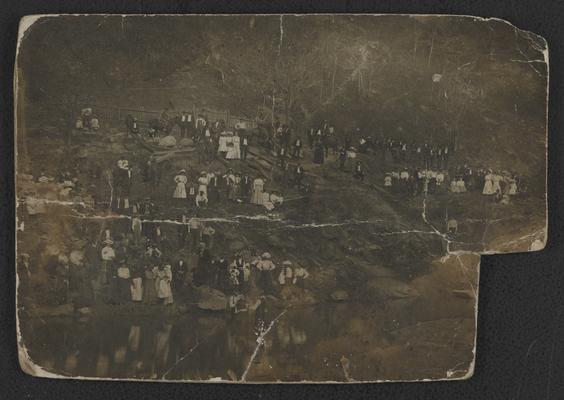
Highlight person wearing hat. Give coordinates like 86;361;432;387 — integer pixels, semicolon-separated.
492;172;502;195
384;173;392;190
140;197;155;217
222;169;235;198
207;170;220;202
241;173;252;200
278;260;294;285
100;239;115;285
125;114;138;136
173;169;188;201
230;130;241;160
231;253;250;291
189;214;202;252
115;259;131;304
131;213;143;246
143;263;158;305
292;264;310;287
483;170;494;195
115;159;132;211
241;133;249;160
256;252;276;294
251;176;265;205
353;161;365;182
154;263;174;305
436;170;445;193
456;175;467;193
228;172;242;201
195;190;208;208
338;147;347;171
198;171;209;197
180;111;193;138
313;138;324;165
202;224;216;251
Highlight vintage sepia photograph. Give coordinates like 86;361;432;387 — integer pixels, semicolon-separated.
15;14;547;383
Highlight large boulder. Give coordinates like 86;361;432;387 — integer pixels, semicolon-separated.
158;135;177;147
279;286;318;307
330;290;350;302
228;240;246;252
179;138;194;148
69;250;85;266
25;197;47;215
196;286;228;311
365;278;419;300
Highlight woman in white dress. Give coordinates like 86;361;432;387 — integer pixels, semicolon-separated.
231;132;241;159
225;133;238;160
173;170;187;199
456;177;467;193
154;264;173;305
483;171;494;195
384;173;392;189
251;177;265;205
508;178;518;195
492;174;502;194
218;132;229;158
198;172;209;197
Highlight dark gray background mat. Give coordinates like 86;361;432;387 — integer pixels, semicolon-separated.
1;1;563;398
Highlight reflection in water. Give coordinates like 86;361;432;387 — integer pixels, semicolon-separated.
21;293;475;381
23;306;314;381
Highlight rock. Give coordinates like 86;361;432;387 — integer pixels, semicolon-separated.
366;244;383;252
267;234;295;249
179;138;194;147
19;174;34;182
158;135;177;147
452;289;475;299
25;197;47;215
365;278;419;300
77;148;88;158
308;268;337;292
32;303;74;317
77;307;92;315
196;286;228;311
330;290;349;302
229;240;246;252
69;250;85;266
279;286;318;307
109;143;125;153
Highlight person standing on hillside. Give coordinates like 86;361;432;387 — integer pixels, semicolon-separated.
295;164;304;188
173;170;188;202
292;136;303;159
179;111;190;138
251;177;265;205
100;239;115;286
241;134;249;160
353;161;365;182
196;112;207;139
313;139;325;164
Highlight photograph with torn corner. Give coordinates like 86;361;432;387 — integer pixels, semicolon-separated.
15;14;548;383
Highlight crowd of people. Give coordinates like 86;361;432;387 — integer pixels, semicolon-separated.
75;107;100;131
382;164;520;201
38;218;311;315
22;108;526;314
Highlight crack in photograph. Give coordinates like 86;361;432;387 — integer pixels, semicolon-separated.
14;14;547;383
